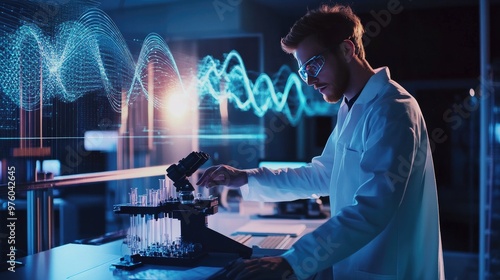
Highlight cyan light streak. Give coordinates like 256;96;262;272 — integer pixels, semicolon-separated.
0;8;327;126
197;51;321;125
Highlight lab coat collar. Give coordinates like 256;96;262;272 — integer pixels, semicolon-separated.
340;66;391;110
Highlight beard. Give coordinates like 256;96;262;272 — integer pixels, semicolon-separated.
324;57;350;103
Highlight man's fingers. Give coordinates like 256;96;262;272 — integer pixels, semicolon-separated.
226;258;246;278
197;164;246;188
197;166;227;187
196;166;218;185
227;259;263;280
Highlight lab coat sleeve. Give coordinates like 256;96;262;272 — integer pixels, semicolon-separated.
240;133;336;202
282;99;422;279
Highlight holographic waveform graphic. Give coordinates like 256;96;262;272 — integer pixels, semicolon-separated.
197;50;329;125
0;8;184;113
0;8;329;126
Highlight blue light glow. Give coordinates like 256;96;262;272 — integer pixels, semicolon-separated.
0;8;328;126
0;8;183;113
197;52;325;125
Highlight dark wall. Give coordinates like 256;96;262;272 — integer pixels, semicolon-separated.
361;5;499;80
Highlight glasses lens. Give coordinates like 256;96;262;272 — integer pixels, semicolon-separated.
305;60;321;75
298;68;307;81
298;55;325;82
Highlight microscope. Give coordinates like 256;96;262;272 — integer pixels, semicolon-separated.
112;151;252;269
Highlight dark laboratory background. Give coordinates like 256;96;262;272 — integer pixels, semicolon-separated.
0;0;499;278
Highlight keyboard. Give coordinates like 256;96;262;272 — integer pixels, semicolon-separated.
231;234;252;244
258;235;291;249
231;234;292;250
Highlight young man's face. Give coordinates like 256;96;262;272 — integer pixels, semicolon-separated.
294;35;350;103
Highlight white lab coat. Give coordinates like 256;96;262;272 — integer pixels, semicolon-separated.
241;67;445;279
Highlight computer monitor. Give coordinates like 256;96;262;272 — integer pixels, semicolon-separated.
258;161;308;169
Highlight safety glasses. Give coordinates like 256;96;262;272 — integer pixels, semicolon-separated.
297;49;329;82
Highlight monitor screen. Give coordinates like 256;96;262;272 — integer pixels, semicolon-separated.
258;161;308;169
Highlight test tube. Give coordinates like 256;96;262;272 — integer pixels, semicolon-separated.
157;180;165;250
168;180;174;249
136;192;147;254
128;215;134;251
139;194;147;206
159;179;167;202
152;190;160;252
164;175;176;200
129;187;138;205
128;188;139;254
146;217;150;254
146;189;152;205
159;213;166;251
141;214;147;253
151;190;159;207
133;215;142;254
171;219;181;245
146;215;155;252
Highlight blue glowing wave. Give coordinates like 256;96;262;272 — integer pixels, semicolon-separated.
0;8;183;113
0;8;326;125
198;51;325;125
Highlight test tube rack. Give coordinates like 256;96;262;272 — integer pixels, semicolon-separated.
112;152;252;270
113;192;252;269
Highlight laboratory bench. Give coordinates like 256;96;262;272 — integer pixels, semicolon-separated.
1;212;328;280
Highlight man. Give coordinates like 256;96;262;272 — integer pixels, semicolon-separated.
197;4;445;280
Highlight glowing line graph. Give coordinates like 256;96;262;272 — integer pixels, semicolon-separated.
198;51;324;125
0;8;328;126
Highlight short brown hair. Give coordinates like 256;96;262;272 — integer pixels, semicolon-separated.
281;4;365;59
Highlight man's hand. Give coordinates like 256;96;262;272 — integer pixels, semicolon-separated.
196;164;248;189
225;256;295;280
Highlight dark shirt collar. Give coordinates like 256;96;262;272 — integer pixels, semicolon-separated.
344;90;362;111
